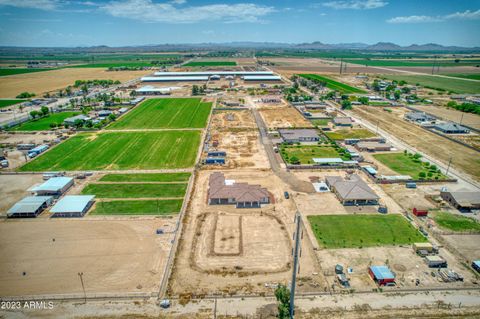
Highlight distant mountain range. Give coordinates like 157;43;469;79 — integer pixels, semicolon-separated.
1;41;479;53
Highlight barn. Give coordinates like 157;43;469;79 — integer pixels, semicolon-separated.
30;177;74;197
7;196;53;218
50;195;95;218
369;265;395;286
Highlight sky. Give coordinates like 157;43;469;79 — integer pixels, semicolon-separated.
0;0;479;47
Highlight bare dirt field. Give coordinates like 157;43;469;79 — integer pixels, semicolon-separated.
351;106;480;181
0;218;174;296
169;169;324;296
411;104;480;130
0;132;59;145
207;110;269;169
0;174;43;215
0;68;150;98
441;234;480;260
380;183;439;212
259;107;312;129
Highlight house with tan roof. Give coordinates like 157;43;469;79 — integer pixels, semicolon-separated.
325;174;379;206
208;172;271;208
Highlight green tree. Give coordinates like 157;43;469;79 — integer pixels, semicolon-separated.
358;97;369;105
73;119;84;128
274;285;291;319
290;156;300;164
30;110;39;119
341;100;352;110
40;106;49;116
108;113;116;121
394;90;401;100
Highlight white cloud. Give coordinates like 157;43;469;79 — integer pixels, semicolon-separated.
0;0;60;10
101;0;275;24
170;0;186;4
323;0;387;10
387;9;480;24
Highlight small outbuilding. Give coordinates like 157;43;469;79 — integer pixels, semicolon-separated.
369;265;395;286
333;117;353;127
30;177;74;196
7;196;53;218
425;255;447;268
50;195;95;217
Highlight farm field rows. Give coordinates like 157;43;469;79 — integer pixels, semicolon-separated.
82;183;187;198
183;61;236;67
298;73;367;94
19;131;201;171
326;128;376;140
442;74;480;80
308;214;426;248
108;98;211;129
0;68;55;77
8;112;79;131
380;74;480;94
90;199;183;215
0;99;26;108
345;59;480;67
100;172;191;182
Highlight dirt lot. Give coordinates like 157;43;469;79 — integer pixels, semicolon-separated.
0;218;174;296
207;110;269;169
412;104;480;130
0;174;43;215
0;68;150;98
380;183;440;212
441;234;480;260
351;106;480;181
169;169;324;296
259;107;312;129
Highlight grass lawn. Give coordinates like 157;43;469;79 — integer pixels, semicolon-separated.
90;199;182;215
8;112;79;131
368;101;391;106
308;214;426;249
433;212;480;232
298;74;367;94
373;152;447;180
0;68;55;76
326;128;376;140
183;61;237;67
100;172;191;182
0;99;26;108
381;75;480;94
19;131;201;171
311;118;331;126
442;74;480;81
281;145;347;164
107;98;211;129
81;183;187;198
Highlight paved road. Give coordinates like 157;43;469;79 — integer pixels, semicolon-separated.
252;108;314;193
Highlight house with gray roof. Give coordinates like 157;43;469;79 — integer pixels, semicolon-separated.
404;112;436;124
208;172;271;208
333;117;353;127
434;122;470;134
325;174;379;206
278;129;320;143
440;189;480;210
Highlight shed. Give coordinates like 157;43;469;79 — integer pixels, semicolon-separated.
369;265;395;286
413;242;433;253
7;196;53;218
208;151;227;157
30;177;74;196
205;157;225;165
412;207;428;217
50;195;95;217
425;255;447;268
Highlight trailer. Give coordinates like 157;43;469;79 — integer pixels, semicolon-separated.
413;207;428;217
205;157;225;165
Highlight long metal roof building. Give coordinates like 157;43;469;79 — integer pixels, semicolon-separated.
30;177;74;196
141;76;210;82
243;75;282;81
153;71;274;76
7;196;53;218
50;195;95;217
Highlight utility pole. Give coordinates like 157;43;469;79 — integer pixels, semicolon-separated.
214;297;217;319
289;212;302;319
431;56;437;75
78;272;86;304
459;113;464;125
339;59;343;74
446;156;453;176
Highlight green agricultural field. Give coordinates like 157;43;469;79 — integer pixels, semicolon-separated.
326;128;376;140
310;118;331;126
373;152;447;180
442;74;480;81
0;99;26;108
183;61;237;67
345;59;480;67
381;75;480;94
69;62;154;68
298;74;367;94
81;183;187;198
8;112;79;131
433;212;480;232
308;214;426;249
281;145;348;164
0;68;55;76
108;98;211;129
90;199;182;215
100;172;191;182
19;131;201;171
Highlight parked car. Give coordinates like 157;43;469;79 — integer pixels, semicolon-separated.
284;191;290;199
